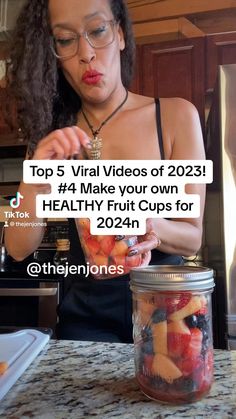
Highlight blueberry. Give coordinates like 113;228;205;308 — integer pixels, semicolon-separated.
174;377;197;394
150;376;169;392
151;308;166;323
202;328;209;342
141;326;152;340
201;329;210;355
142;339;153;355
197;314;209;331
185;315;198;328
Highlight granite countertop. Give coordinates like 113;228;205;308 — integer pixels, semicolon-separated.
0;341;236;418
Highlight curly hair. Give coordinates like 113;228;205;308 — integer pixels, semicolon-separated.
8;0;136;155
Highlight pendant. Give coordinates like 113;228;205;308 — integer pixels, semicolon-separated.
90;135;102;160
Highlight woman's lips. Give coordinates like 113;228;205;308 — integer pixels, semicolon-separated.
82;70;102;85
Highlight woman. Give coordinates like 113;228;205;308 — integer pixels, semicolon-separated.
5;0;205;342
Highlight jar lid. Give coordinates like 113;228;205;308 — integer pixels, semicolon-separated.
130;265;214;291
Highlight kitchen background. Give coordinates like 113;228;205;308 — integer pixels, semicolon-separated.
0;0;236;348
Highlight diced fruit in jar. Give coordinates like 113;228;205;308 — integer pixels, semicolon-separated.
151;321;168;355
183;327;203;360
110;240;129;256
151;308;167;324
167;319;191;335
94;235;105;242
134;289;213;403
137;299;155;325
185;314;198;328
86;237;101;255
167;320;191;358
168;296;202;321
143;354;154;374
195;295;208;315
99;236;115;255
142;339;154;355
112;255;126;268
151;353;183;383
176;353;203;376
196;314;209;331
92;254;109;267
165;293;191;315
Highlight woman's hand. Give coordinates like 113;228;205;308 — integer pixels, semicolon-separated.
32;126;91;160
118;219;161;267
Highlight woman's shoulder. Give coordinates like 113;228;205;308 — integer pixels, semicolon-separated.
128;92;154;110
160;97;198;116
129;93;198;117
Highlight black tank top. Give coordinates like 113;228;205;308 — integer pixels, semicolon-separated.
68;99;182;268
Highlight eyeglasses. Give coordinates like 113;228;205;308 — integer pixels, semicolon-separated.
52;20;117;59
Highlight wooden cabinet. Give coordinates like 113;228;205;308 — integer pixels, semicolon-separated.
130;19;205;127
130;16;236;130
140;37;205;126
206;32;236;91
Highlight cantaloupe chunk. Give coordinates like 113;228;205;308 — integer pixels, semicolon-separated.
110;240;128;256
151;321;168;355
92;254;108;266
167;320;191;335
168;296;202;321
151;353;182;383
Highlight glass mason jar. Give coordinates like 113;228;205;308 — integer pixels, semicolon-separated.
130;266;215;404
76;218;142;279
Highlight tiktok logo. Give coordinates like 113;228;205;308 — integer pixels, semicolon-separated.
10;192;24;209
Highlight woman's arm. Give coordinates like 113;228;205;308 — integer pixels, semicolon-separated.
5;126;91;261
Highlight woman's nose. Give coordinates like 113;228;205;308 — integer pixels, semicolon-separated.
78;36;96;64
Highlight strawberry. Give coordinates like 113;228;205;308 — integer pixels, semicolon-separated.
143;354;154;376
169;296;202;322
192;349;214;392
183;328;203;360
168;333;191;358
165;293;192;315
86;237;101;255
100;236;115;256
82;230;91;241
177;355;203;377
195;307;208;316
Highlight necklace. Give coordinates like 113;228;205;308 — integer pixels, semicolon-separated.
81;89;128;159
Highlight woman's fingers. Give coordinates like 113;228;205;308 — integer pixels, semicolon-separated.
128;231;161;256
33;126;91;160
140;251;152;266
73;126;92;150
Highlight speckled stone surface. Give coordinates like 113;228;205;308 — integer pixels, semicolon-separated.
0;341;236;419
